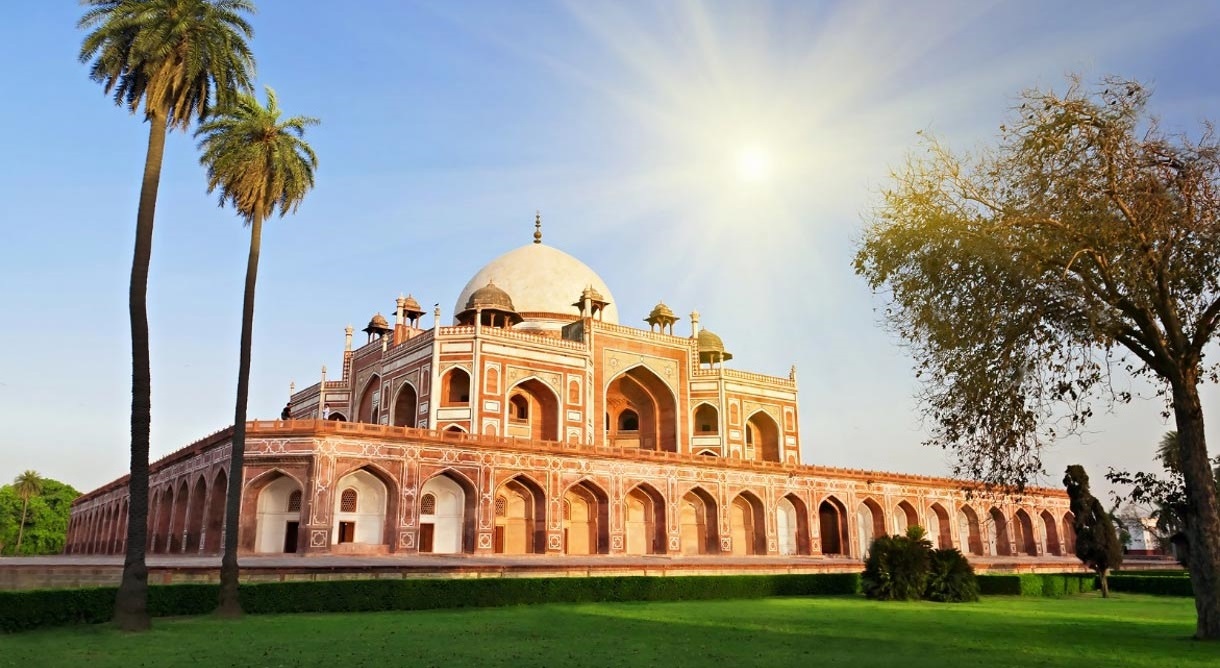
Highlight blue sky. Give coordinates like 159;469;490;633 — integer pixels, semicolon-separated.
1;1;1218;498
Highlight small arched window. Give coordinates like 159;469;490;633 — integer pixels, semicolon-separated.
420;493;436;515
509;394;529;420
495;496;507;517
287;490;302;512
618;409;639;431
340;489;358;513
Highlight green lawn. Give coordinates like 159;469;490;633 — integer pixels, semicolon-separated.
4;594;1217;667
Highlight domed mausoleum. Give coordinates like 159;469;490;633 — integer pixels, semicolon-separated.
68;215;1074;566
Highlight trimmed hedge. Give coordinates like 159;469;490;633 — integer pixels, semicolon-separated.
0;572;861;633
1107;575;1193;597
976;573;1097;597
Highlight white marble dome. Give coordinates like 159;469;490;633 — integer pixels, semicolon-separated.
454;243;619;330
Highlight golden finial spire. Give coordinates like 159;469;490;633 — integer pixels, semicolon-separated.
533;210;543;244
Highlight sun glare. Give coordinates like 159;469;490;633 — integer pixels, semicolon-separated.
735;145;772;183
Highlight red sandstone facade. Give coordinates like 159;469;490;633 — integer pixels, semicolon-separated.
67;229;1076;560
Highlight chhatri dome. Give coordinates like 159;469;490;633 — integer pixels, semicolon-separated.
453;214;619;332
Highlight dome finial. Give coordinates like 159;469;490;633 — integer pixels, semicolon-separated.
533;210;543;244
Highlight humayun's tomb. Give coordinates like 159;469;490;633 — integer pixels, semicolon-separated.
64;218;1077;562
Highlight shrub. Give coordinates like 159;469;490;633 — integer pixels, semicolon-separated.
0;572;863;633
924;548;979;602
862;527;932;601
975;573;1097;597
1107;575;1193;596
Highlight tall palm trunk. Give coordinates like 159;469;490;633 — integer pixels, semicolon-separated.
15;497;30;552
115;113;167;632
1173;373;1220;640
217;210;263;616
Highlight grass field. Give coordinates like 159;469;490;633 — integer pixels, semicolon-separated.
4;593;1217;667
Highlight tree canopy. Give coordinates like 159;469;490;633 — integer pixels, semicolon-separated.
854;76;1220;638
0;477;80;556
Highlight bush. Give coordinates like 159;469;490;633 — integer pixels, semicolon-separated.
0;572;863;633
1107;575;1193;596
862;527;933;601
976;573;1097;597
924;548;979;602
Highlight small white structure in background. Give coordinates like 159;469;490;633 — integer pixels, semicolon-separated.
1114;508;1165;556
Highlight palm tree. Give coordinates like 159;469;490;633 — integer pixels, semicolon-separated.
13;471;43;554
78;0;255;631
196;87;318;616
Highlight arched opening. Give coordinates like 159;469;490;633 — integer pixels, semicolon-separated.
679;487;720;555
169;480;190;553
255;474;302;553
203;469;228;554
989;507;1012;556
494;475;546;554
1013;509;1037;556
745;412;781;462
625;483;667;555
730;492;767;555
929;503;953;549
819;496;849;556
328;412;347;421
508;394;529;420
894;500;919;535
1062;512;1076;554
693;403;719;434
777;494;810;555
332;469;389;547
418;471;476;554
392;383;418;428
856;498;886;556
185;476;207;553
957;506;985;555
605;366;677;452
441;368;470;406
618;409;639;431
357;374;382;424
1041;510;1062;556
153;488;173;553
505;378;560;442
563;480;610;555
444;424;466;434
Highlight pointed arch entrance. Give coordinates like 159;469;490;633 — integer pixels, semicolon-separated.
894;500;919;535
777;494;810;555
625;483;666;555
332;469;389;547
1040;510;1062;555
818;496;849;556
392;382;418;428
929;503;953;549
679;487;719;555
254;474;302;553
185;476;207;553
989;507;1012;556
203;469;227;554
1062;512;1076;553
418;471;476;554
745;411;781;462
957;506;984;555
1014;509;1038;556
730;492;767;555
562;480;609;555
506;378;561;442
856;498;886;555
357;374;382;424
605;366;677;452
494;475;546;554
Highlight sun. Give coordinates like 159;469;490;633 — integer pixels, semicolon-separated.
735;145;773;183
